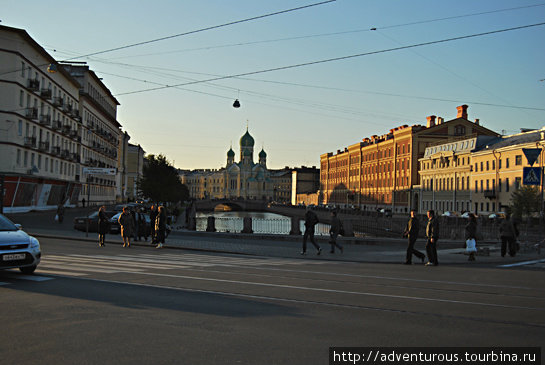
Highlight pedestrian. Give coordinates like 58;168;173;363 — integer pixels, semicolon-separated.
118;206;134;248
131;208;139;242
56;203;65;224
82;197;86;208
301;206;321;255
499;213;517;257
403;210;425;265
155;206;167;249
137;210;146;241
329;210;343;254
425;209;439;266
97;205;109;247
149;205;158;245
465;213;478;261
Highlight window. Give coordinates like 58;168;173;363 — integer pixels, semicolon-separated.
506;178;510;192
480;162;484;172
498;178;502;192
486;161;489;171
515;155;522;165
515;177;522;189
16;149;21;165
18;120;22;136
498;159;502;169
480;180;484;193
475;163;478;172
492;160;495;170
506;158;510;168
24;151;28;167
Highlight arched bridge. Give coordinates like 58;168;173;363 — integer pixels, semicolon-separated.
194;199;269;212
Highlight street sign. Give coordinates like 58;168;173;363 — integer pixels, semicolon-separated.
523;167;541;185
82;167;116;175
522;148;542;166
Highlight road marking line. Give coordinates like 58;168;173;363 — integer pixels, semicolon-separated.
38;263;118;274
498;259;545;268
108;270;545;311
36;269;87;277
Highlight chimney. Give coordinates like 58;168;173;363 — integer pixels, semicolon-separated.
474;119;480;125
426;115;436;128
437;117;444;125
456;104;468;119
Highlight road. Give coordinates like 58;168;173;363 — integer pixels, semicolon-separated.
1;237;544;365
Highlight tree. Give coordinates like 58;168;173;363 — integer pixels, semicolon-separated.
510;185;540;220
137;154;189;203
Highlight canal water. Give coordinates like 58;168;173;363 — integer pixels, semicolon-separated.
195;211;330;235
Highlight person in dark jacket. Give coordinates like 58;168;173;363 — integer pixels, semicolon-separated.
465;213;478;261
499;213;517;257
56;203;65;223
403;210;425;264
425;210;439;266
329;211;343;254
97;205;109;247
302;207;321;255
149;205;158;245
118;206;134;248
155;206;167;249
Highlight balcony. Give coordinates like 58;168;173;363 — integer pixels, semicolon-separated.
25;107;38;120
70;153;80;162
484;189;496;199
51;120;62;130
51;146;61;155
24;136;36;148
39;114;51;126
61;125;71;135
61;149;70;159
27;78;39;92
69;129;78;139
52;97;63;107
40;88;52;99
38;141;50;152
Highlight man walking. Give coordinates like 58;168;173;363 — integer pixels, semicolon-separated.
403;210;425;264
425;210;439;266
302;206;321;255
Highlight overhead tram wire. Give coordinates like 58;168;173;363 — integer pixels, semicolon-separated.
115;22;545;97
104;2;545;60
0;0;335;77
61;0;336;61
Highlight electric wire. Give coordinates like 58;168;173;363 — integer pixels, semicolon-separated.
115;22;545;96
61;0;336;61
105;2;545;60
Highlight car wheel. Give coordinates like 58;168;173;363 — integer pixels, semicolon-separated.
20;265;37;274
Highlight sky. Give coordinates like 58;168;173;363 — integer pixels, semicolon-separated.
2;0;544;170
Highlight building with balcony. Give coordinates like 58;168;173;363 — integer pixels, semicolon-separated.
320;105;500;212
0;25;83;212
62;64;121;206
126;143;145;201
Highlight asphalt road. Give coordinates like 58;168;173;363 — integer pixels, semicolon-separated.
1;237;544;365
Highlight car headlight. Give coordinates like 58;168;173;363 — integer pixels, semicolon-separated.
29;237;40;249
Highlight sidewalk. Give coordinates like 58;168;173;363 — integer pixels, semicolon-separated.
27;226;545;267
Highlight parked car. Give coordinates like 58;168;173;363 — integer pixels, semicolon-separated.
0;214;41;274
379;208;392;217
441;211;457;217
73;211;116;232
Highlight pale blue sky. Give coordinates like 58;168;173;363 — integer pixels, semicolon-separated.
2;0;544;169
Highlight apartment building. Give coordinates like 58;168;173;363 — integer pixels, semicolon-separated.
126;143;145;201
320;105;500;212
62;64;122;205
0;25;83;212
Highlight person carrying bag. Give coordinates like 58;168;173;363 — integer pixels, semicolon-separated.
465;213;478;261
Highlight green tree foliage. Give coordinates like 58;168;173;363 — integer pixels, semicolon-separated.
510;185;540;219
137;154;189;203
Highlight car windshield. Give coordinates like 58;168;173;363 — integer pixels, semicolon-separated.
0;214;18;231
110;212;122;221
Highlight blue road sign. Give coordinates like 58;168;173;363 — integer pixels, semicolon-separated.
523;167;541;185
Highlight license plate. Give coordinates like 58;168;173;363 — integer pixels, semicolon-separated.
3;254;26;261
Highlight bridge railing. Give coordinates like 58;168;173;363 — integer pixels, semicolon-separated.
195;216;331;236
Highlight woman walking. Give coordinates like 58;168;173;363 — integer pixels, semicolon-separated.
465;213;478;261
118;206;134;248
98;205;109;247
155;206;167;249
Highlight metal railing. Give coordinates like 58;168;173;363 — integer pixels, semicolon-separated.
195;216;331;235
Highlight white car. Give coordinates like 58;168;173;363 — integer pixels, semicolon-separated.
0;214;41;274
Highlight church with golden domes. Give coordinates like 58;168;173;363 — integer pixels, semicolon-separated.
179;128;273;200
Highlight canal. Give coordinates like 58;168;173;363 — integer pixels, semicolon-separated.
196;211;331;235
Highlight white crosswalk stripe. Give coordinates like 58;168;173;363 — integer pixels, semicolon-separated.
33;252;329;278
0;272;55;286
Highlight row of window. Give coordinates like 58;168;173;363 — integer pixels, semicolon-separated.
16;148;77;177
422;200;503;214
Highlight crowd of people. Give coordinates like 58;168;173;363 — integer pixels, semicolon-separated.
301;205;522;264
96;204;169;249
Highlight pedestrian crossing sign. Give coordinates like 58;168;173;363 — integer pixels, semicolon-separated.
523;167;541;185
